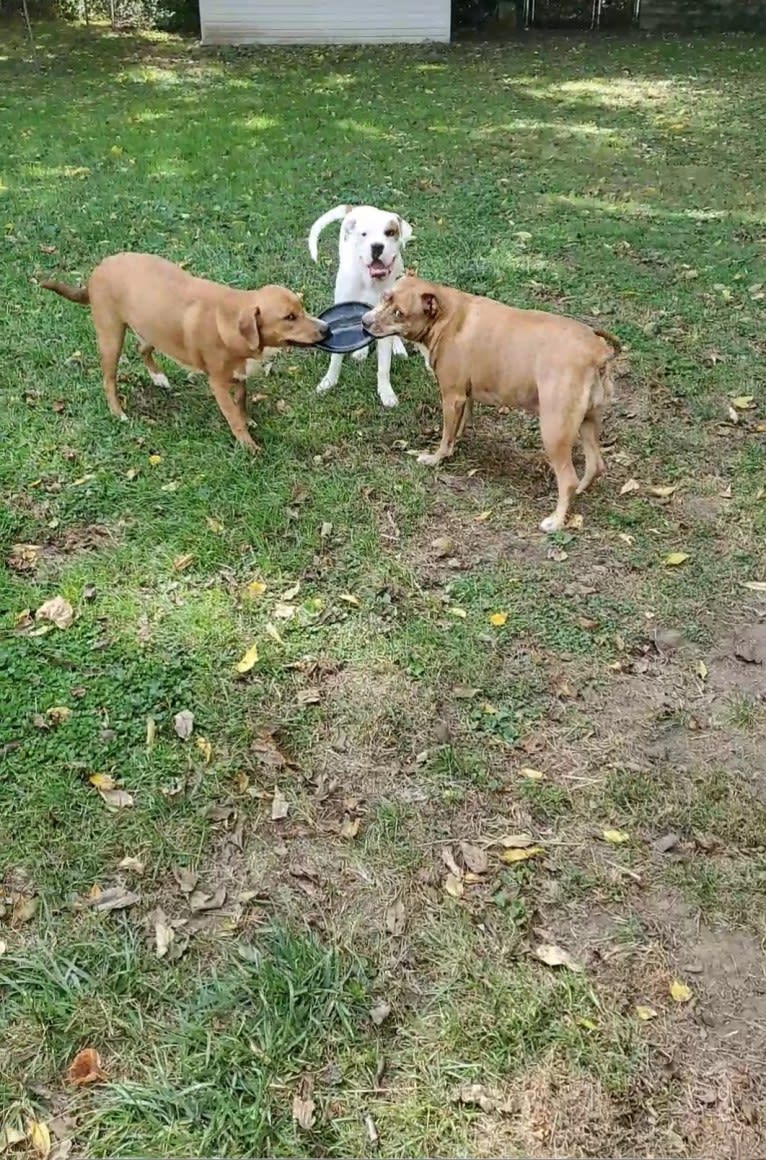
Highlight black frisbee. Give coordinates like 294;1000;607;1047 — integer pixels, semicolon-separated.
313;300;376;354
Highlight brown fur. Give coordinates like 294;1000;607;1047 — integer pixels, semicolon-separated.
363;274;620;531
41;252;328;451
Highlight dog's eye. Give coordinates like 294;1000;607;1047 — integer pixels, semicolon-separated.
361;231;367;237
284;312;297;321
384;228;397;238
393;308;403;320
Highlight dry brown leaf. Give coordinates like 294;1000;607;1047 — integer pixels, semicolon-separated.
620;478;640;495
12;896;38;925
534;943;583;972
369;999;391;1026
340;815;360;840
274;602;296;619
385;897;406;936
292;1076;316;1131
172;552;194;572
453;1083;515;1114
155;914;175;959
173;710;194;739
99;788;134;810
36;595;74;630
173;867;199;894
459;841;488;874
88;886;139;912
46;705;71;725
338;592;361;607
431;535;454;558
441;846;463;878
118;856;145;874
66;1047;105;1086
0;1124;26;1153
188;887;226;913
281;580;301;601
497;833;536;849
271;787;289;820
297;687;321;706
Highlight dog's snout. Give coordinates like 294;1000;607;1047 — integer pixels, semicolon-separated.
370;242;384;260
318;320;330;336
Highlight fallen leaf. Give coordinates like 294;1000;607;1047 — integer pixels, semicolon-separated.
431;535;454;558
265;623;284;645
452;1082;515;1114
567;513;584;530
742;581;766;593
244;580;267;598
36;595;74;630
489;611;508;627
548;547;568;562
188;887;226;913
99;788;134;810
0;940;6;955
89;772;115;790
66;1047;105;1086
271;786;289;820
320;520;333;538
125;466;139;480
649;485;678;498
155;914;175;959
534;943;583;972
602;828;630;845
173;710;194;739
195;736;212;763
205;517;224;534
148;454;162;465
369;999;391;1026
235;643;260;674
731;395;755;410
635;1005;658;1021
26;1121;51;1160
696;660;708;681
297;687;321;706
173;552;194;572
653;833;680;854
72;473;95;486
670;979;693;1004
145;716;156;749
453;685;480;699
338;592;361;607
448;606;467;619
88;886;139;912
340;815;360;839
118;856;145;874
385;897;406;936
663;552;689;567
7;543;40;573
0;1124;26;1153
274;602;296;620
281;580;301;601
459;841;488;874
444;873;464;899
475;509;492;522
497;833;535;848
620;479;640;495
292;1076;316;1131
46;705;71;725
173;867;199;894
501;846;545;863
12;896;38;925
519;766;544;780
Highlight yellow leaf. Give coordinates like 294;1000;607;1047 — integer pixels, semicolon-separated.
339;593;360;607
489;612;508;627
670;979;693;1003
635;1005;658;1021
501;845;545;863
195;736;212;764
173;553;194;572
519;766;544;780
663;552;689;567
696;661;708;681
567;513;584;530
235;644;259;673
474;509;493;522
148;454;162;465
265;623;284;645
47;705;71;725
649;485;678;498
577;1016;597;1030
245;580;267;598
146;716;156;749
448;607;467;619
603;829;630;845
206;517;224;534
89;773;115;790
26;1121;51;1160
444;873;464;898
620;478;640;495
125;467;139;480
731;395;755;410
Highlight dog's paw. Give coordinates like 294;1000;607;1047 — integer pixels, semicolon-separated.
539;515;564;533
316;376;336;395
149;371;171;390
378;386;399;408
417;451;441;466
352;346;369;362
392;336;408;358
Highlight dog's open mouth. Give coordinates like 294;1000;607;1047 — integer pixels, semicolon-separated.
368;259;392;280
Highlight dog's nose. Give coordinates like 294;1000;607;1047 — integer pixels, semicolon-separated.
371;243;384;260
319;321;330;336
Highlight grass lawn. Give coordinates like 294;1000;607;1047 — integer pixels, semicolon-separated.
1;18;766;1158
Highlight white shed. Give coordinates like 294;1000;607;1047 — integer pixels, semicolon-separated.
200;0;451;46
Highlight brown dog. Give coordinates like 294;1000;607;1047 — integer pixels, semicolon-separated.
41;252;328;451
363;275;620;531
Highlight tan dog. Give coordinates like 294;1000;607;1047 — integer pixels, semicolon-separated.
363;275;620;531
41;252;328;451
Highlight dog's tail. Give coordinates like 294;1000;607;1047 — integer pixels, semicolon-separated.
40;279;90;305
308;203;353;263
594;327;622;359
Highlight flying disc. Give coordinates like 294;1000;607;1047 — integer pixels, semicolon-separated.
313;300;376;354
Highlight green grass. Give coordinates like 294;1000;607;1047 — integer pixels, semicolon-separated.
2;18;766;1158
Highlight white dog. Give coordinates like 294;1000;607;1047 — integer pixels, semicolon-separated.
308;203;414;408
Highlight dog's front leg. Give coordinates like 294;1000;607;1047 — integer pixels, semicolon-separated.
417;390;468;467
317;353;344;395
208;373;259;452
376;337;398;408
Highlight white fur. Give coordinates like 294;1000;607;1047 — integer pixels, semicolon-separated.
308;203;415;408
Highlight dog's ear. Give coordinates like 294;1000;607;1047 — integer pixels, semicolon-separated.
404;267;417;277
421;291;439;318
343;210;357;238
398;216;414;245
238;304;261;348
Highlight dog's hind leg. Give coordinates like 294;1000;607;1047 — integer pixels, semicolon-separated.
317;353;344;395
93;313;128;421
577;407;606;494
376;337;398;408
136;336;170;390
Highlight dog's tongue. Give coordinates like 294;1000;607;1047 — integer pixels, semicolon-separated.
369;259;388;278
